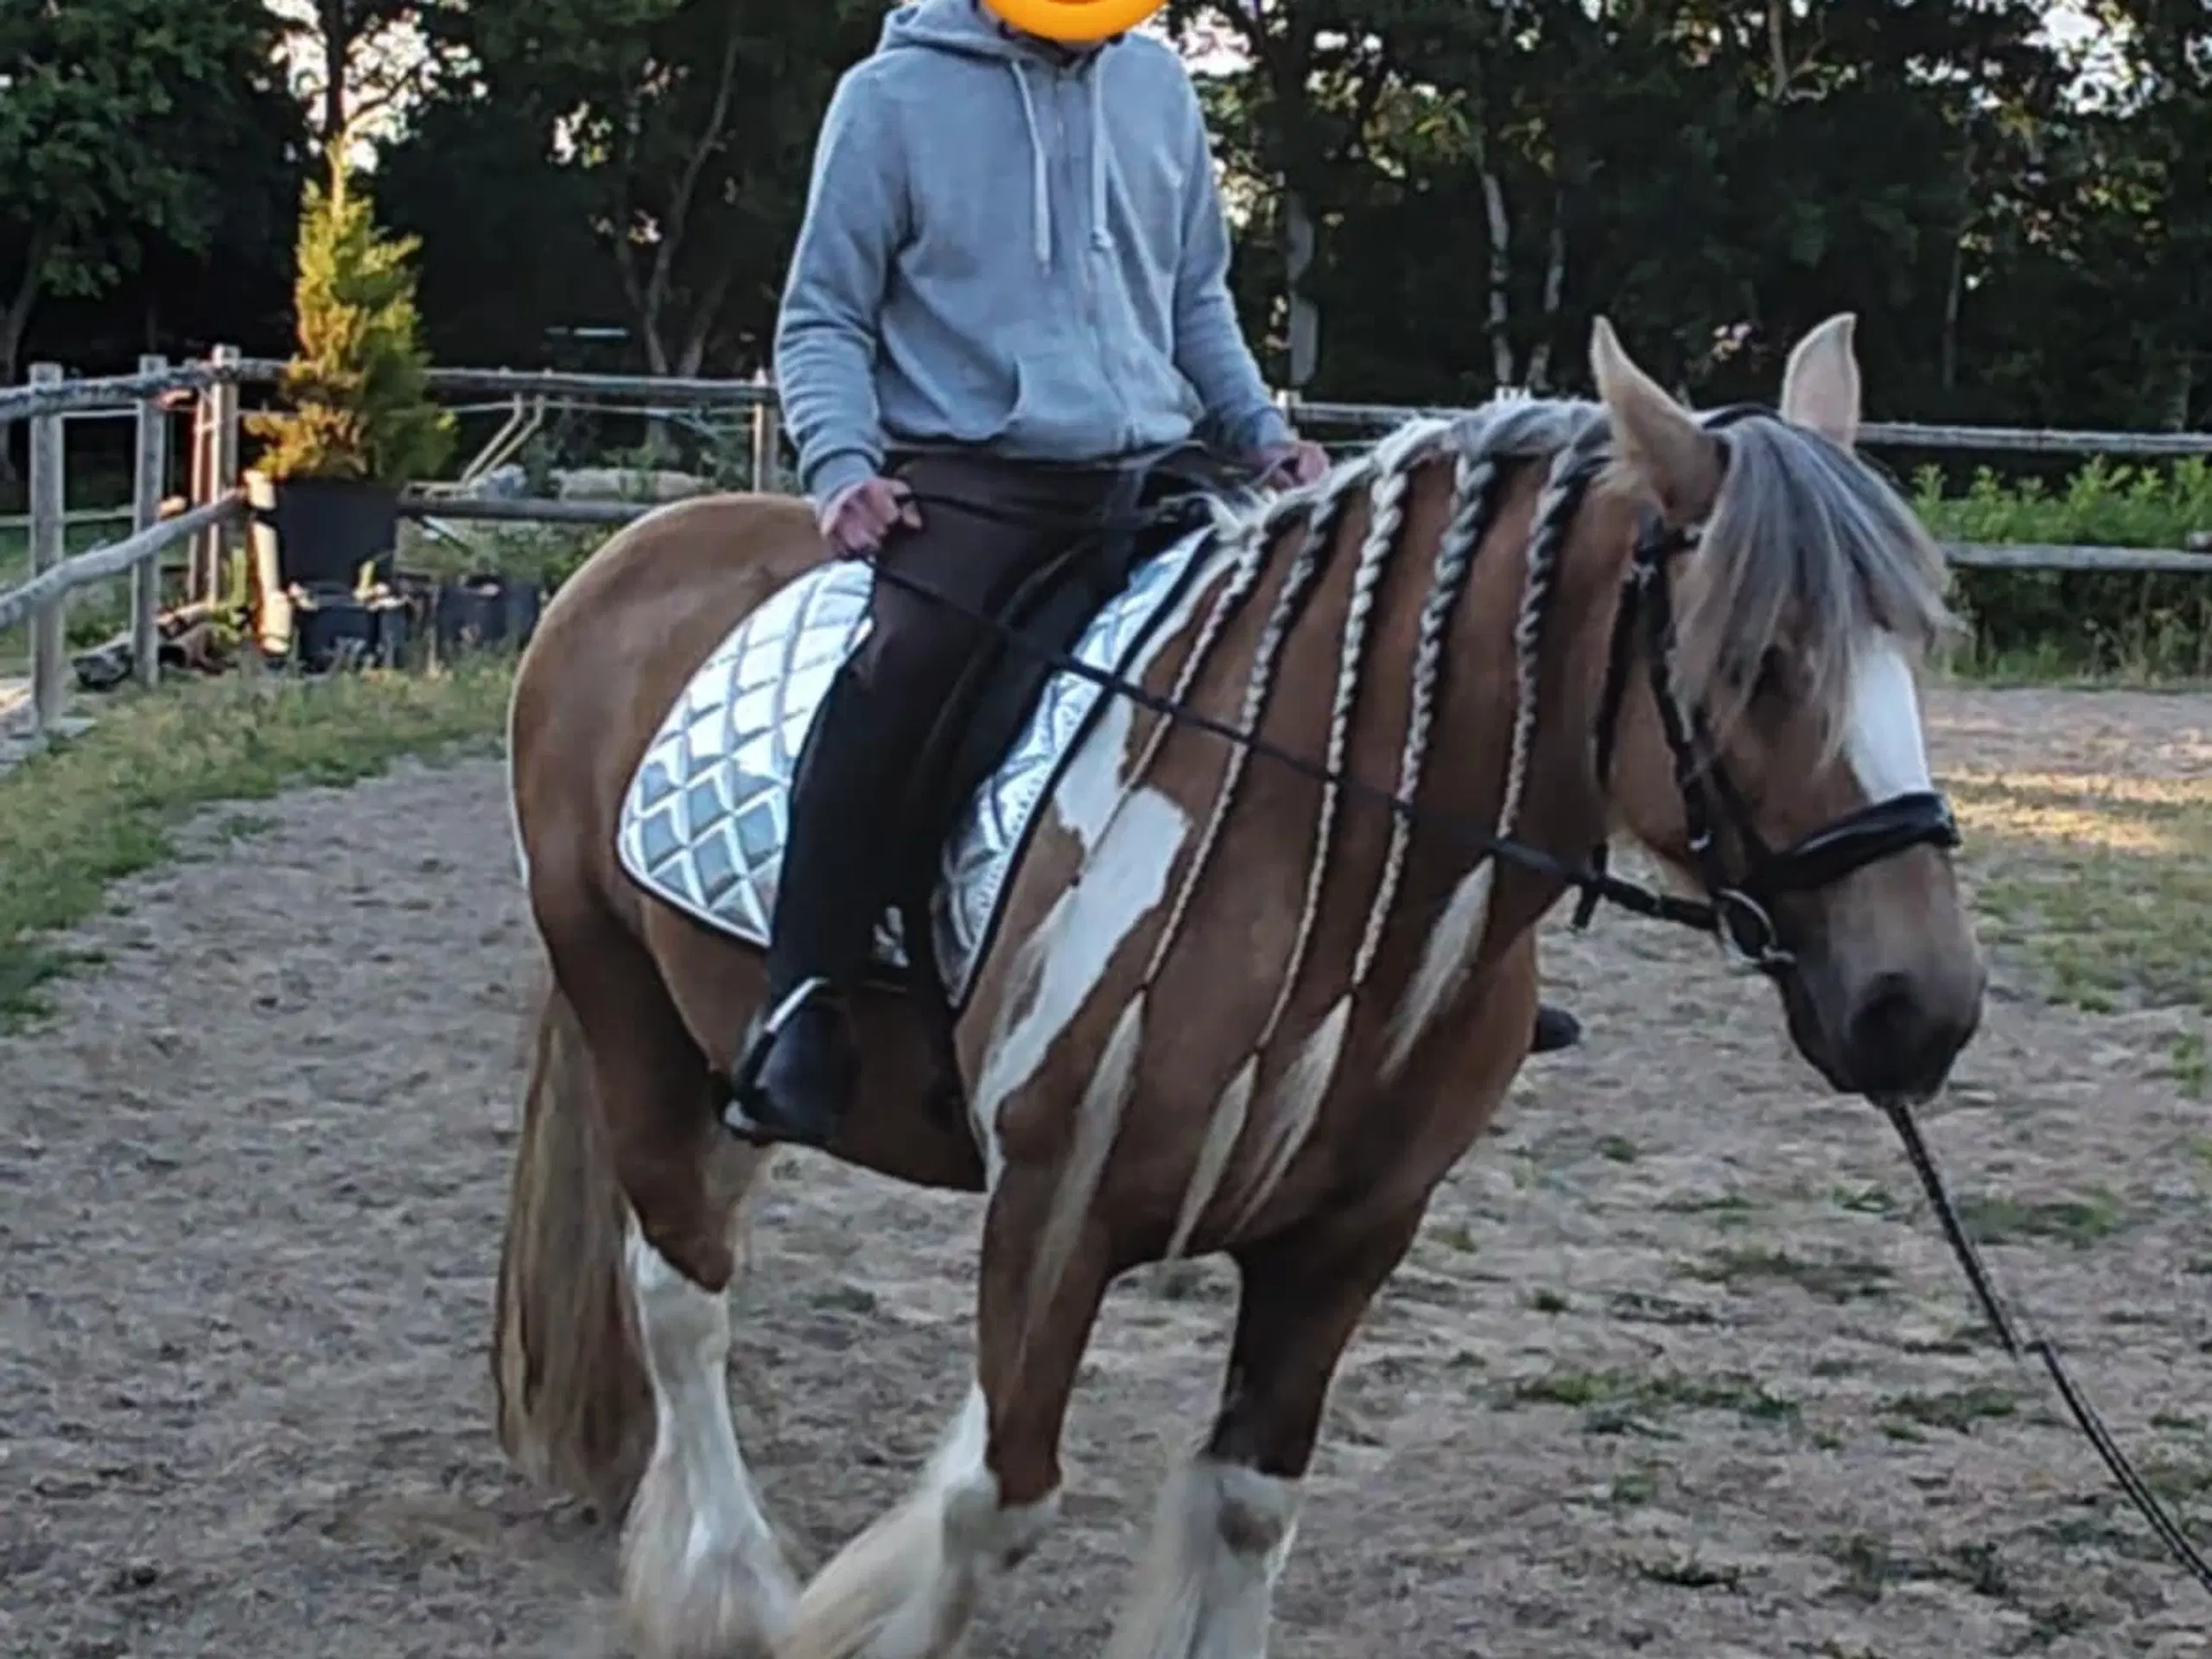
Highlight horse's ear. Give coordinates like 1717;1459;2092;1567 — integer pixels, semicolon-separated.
1779;312;1861;448
1589;315;1721;524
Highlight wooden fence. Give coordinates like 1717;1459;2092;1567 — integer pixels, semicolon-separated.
4;353;2209;748
1;354;248;743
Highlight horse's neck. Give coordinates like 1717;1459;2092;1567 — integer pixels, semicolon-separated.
1412;468;1630;918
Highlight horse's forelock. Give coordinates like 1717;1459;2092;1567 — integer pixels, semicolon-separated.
1673;416;1953;754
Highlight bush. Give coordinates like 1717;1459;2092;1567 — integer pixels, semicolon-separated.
245;154;455;486
1912;459;2212;681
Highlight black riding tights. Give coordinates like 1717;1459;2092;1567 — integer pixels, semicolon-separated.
764;450;1149;1003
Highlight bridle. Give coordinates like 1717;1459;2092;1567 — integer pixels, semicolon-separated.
1572;404;1961;976
877;427;2212;1596
1576;501;1962;976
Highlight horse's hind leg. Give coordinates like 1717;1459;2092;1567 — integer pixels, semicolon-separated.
1103;1205;1427;1659
554;919;801;1658
778;1166;1112;1659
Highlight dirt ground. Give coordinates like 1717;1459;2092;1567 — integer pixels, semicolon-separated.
3;686;2209;1659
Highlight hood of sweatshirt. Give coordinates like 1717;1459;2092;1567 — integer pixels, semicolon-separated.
874;0;1122;267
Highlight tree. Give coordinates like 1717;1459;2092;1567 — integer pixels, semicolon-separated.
420;0;881;376
246;153;455;484
0;0;287;391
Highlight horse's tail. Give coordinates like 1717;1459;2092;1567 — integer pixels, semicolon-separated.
493;965;652;1521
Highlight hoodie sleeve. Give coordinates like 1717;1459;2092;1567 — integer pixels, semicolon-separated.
772;67;906;512
1170;92;1292;459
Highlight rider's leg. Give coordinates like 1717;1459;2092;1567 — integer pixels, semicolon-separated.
735;454;1116;1149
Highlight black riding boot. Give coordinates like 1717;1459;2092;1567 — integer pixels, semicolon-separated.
727;664;892;1148
1532;1002;1583;1054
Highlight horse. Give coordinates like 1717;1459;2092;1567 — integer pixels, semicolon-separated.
493;312;1986;1659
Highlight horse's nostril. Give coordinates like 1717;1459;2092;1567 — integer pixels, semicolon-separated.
1848;972;1917;1054
1845;970;1962;1096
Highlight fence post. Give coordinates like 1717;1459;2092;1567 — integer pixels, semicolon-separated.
28;363;66;736
188;378;213;601
132;354;169;688
749;369;781;493
209;345;241;606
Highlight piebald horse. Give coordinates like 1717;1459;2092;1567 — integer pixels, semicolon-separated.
494;315;1985;1658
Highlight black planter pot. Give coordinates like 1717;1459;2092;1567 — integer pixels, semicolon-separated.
246;470;402;658
290;587;377;674
434;575;543;658
249;472;400;588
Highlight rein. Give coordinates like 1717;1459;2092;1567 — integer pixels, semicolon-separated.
861;429;2210;1596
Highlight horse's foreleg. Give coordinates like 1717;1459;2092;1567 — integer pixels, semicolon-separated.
778;1169;1109;1659
621;1201;801;1659
550;920;801;1659
1103;1204;1427;1659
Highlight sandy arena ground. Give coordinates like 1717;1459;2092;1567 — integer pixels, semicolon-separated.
3;686;2209;1657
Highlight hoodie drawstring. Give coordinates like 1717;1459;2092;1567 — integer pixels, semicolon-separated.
1005;53;1113;270
1007;65;1052;269
1088;65;1109;252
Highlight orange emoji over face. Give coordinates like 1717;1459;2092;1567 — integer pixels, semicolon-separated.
984;0;1164;44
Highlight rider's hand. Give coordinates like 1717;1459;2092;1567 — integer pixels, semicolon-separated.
1254;437;1331;487
818;476;921;556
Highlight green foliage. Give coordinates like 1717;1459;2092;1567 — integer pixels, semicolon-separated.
0;0;284;375
245;160;454;486
1912;461;2212;679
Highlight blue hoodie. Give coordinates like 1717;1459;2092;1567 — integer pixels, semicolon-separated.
772;0;1292;511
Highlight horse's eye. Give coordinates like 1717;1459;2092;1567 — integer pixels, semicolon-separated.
1724;649;1789;702
1751;647;1789;702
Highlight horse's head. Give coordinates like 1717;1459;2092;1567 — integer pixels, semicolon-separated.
1586;313;1986;1104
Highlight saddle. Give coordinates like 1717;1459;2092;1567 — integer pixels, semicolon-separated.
880;447;1236;1020
613;448;1243;1035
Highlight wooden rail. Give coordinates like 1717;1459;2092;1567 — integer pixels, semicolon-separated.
4;352;2207;754
1;357;238;744
1289;397;2212;460
399;492;2212;575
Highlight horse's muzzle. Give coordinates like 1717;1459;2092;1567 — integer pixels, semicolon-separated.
1834;968;1982;1102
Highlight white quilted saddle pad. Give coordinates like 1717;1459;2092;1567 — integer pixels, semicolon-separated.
615;524;1215;1011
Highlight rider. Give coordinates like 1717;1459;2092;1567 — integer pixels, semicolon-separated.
742;0;1580;1150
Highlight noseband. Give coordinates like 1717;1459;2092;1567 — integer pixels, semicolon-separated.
1574;418;1961;976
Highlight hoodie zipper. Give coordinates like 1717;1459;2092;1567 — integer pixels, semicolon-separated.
1058;62;1136;454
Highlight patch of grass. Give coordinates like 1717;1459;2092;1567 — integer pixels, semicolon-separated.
1504;1366;1798;1433
810;1282;879;1315
1879;1384;2017;1433
1605;1459;1660;1508
0;661;514;1027
1139;1261;1225;1302
1596;1134;1639;1163
1821;1532;2012;1605
1635;1550;1745;1591
1429;1221;1479;1254
1655;1192;1758;1232
2169;1030;2209;1097
1827;1532;1897;1603
1948;770;2211;1014
1957;1187;2126;1249
1830;1182;1900;1217
2010;1599;2094;1650
1523;1287;1570;1314
2140;1451;2212;1506
1688;1245;1896;1304
1605;1290;1719;1326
